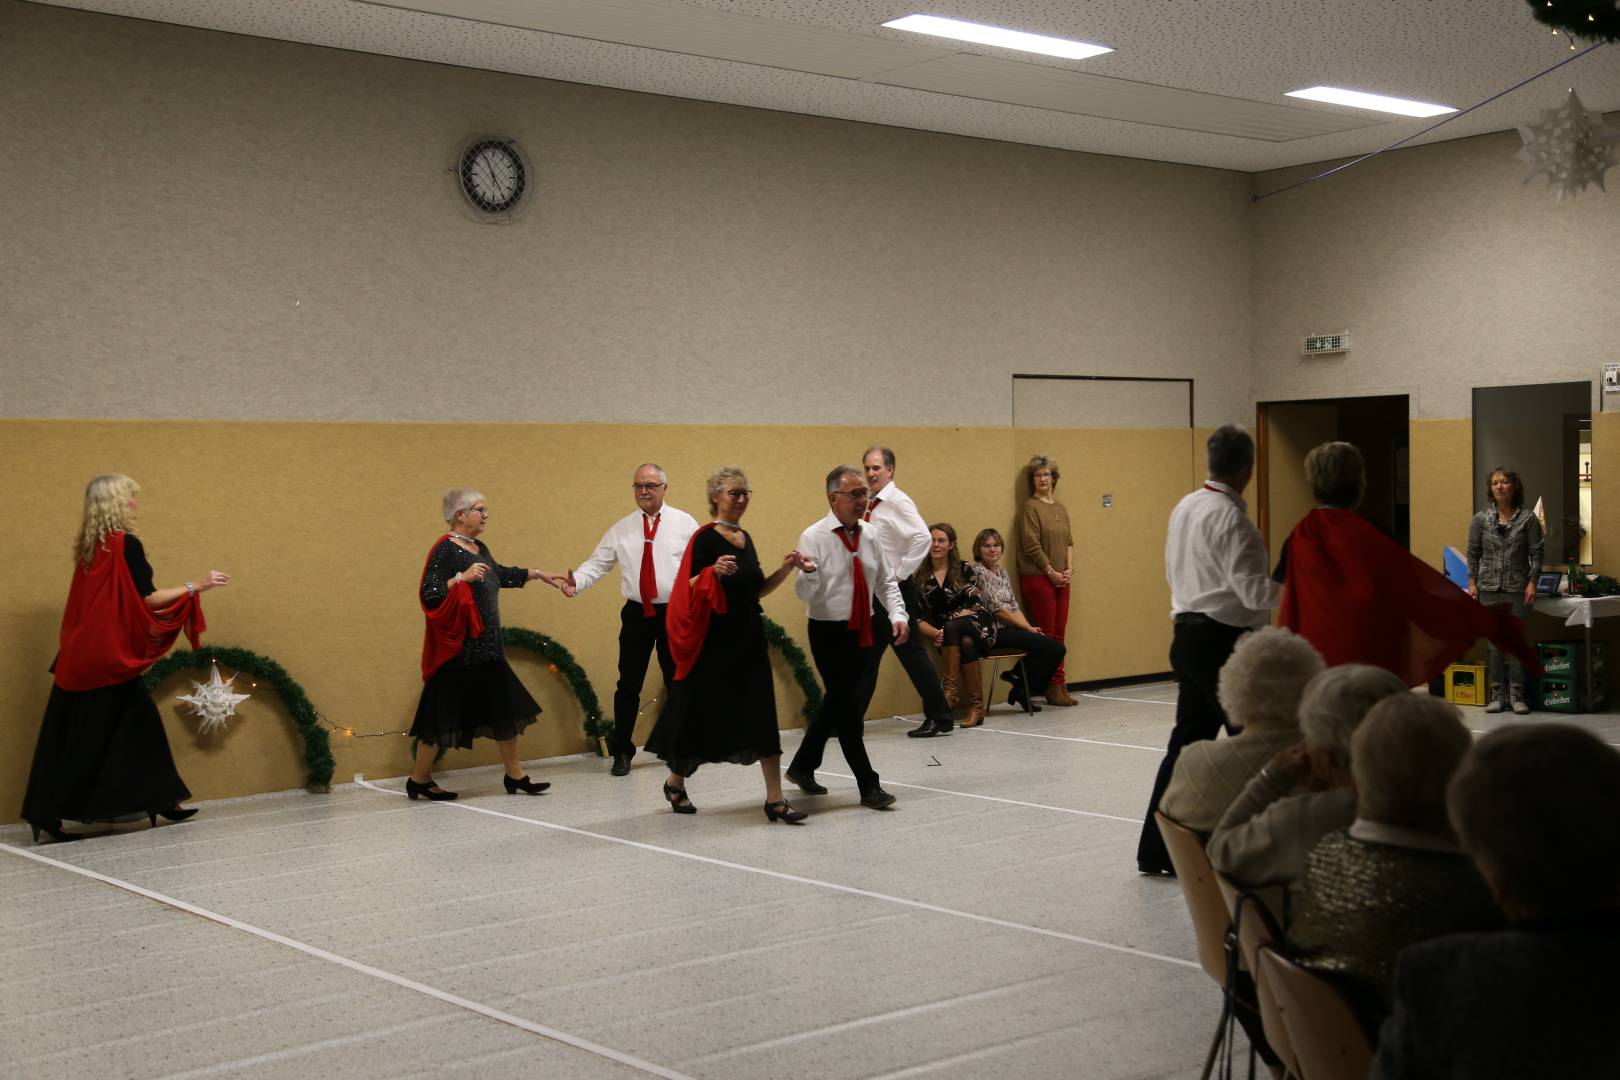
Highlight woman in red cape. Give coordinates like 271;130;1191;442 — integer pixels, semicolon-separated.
21;475;226;843
643;466;805;821
1279;443;1538;687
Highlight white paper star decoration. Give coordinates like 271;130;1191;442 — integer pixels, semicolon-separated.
1516;89;1620;200
176;662;252;734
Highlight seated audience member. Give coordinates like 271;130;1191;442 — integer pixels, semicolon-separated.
1287;694;1502;1036
913;523;998;727
967;528;1066;713
1373;724;1620;1079
1208;664;1407;888
1160;626;1324;834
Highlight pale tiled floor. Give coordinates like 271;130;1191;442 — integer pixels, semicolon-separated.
4;686;1615;1080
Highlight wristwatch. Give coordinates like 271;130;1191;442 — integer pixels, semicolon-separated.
184;581;196;595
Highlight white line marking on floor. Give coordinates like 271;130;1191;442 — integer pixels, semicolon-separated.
355;778;1197;972
1079;692;1178;706
0;842;695;1080
970;727;1166;752
815;771;1141;823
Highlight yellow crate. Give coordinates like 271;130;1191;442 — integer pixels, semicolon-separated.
1444;663;1488;707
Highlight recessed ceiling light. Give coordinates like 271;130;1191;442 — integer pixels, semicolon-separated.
881;14;1113;60
1285;86;1457;118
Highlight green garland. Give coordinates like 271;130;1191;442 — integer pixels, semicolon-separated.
1527;0;1620;43
761;615;824;722
502;626;610;746
144;646;335;791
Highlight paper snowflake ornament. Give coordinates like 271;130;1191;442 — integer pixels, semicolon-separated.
176;662;251;734
1516;90;1620;200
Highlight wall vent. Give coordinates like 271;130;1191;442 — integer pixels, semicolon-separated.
1302;332;1350;356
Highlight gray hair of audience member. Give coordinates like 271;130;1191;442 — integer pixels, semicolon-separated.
1296;664;1409;768
863;445;896;470
826;464;862;494
705;465;748;515
1215;627;1324;734
1206;425;1255;481
441;487;485;525
1351;694;1472;834
1447;723;1620;917
1304;441;1365;509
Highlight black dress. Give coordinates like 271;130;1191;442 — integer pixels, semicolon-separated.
645;527;779;777
21;536;191;828
410;537;541;749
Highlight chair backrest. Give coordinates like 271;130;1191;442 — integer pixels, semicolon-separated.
1256;944;1374;1080
1217;875;1299;1079
1154;812;1231;985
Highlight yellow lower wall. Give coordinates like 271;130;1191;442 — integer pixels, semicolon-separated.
2;419;1200;811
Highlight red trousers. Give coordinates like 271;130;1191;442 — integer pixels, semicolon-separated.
1018;574;1070;685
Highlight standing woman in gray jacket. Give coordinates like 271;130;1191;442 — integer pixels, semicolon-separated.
1466;467;1544;714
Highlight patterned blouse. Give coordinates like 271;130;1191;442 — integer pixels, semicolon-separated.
420;536;529;664
970;563;1020;616
915;564;998;651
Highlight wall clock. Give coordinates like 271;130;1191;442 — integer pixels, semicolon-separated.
455;137;532;222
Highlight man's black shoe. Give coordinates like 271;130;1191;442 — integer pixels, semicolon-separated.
860;787;898;810
785;768;828;795
610;754;631;777
906;719;940;738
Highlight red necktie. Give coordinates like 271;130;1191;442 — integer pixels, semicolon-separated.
863;496;881;524
836;525;873;647
640;513;661;617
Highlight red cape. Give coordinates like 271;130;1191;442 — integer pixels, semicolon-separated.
420;539;485;682
666;523;728;681
54;531;205;691
1280;508;1540;685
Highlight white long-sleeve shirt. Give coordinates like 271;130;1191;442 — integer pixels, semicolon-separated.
570;505;700;605
795;512;906;624
1164;480;1279;629
864;481;930;582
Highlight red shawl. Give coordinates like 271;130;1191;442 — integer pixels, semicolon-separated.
666;523;729;680
420;540;485;682
54;531;205;691
1280;508;1540;686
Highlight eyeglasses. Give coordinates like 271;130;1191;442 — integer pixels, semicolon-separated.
465;507;489;516
833;489;870;500
724;489;752;499
632;483;667;492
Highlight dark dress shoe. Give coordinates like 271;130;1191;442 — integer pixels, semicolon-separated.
933;716;955;734
504;774;550;795
764;800;808;824
147;806;199;827
29;820;80;843
860;787;898;810
1005;683;1043;713
1137;861;1177;878
406;778;458;801
610;754;631;777
784;768;828;795
906;719;940;738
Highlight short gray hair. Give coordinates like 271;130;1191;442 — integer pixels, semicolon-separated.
705;465;748;515
1206;425;1254;479
1216;627;1324;734
1297;664;1409;768
1352;694;1471;833
1305;441;1365;509
441;487;484;524
634;462;668;484
826;464;861;494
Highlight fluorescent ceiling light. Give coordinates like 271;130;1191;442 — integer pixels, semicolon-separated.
1285;86;1457;118
881;14;1113;60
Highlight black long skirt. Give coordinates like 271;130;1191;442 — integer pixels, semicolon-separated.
644;608;780;778
21;678;191;827
410;657;541;749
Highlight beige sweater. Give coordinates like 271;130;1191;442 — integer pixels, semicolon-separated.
1017;497;1072;576
1160;728;1302;835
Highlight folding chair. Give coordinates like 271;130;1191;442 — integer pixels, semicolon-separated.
1256;944;1374;1080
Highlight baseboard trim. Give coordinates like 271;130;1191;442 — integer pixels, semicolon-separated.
1067;672;1174;693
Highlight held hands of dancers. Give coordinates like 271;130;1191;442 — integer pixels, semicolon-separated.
559;569;578;598
528;568;570;589
783;550;816;573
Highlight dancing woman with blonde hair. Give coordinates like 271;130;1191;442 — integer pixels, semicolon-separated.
22;475;229;842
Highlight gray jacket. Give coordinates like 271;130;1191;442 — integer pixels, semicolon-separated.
1466;507;1544;592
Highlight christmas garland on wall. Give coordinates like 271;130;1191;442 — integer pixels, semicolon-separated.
1527;0;1620;43
145;646;336;791
502;626;610;744
761;615;824;723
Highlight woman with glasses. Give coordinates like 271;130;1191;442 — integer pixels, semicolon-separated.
647;465;810;822
409;488;569;801
1018;455;1078;706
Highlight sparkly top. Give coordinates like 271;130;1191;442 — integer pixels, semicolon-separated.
420;537;528;665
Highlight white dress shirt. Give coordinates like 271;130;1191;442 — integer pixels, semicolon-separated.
863;481;931;582
571;505;699;605
795;512;906;624
1164;480;1279;628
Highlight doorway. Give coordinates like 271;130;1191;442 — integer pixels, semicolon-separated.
1257;395;1410;566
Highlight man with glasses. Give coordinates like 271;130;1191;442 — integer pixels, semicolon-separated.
861;445;955;738
563;463;698;776
785;465;907;809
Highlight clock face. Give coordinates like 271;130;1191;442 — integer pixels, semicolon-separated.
458;139;527;215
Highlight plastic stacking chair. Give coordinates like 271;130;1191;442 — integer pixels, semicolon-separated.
1256;944;1374;1080
1155;812;1251;1080
1216;875;1299;1079
984;649;1033;713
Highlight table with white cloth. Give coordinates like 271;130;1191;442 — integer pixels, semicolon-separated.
1529;595;1620;711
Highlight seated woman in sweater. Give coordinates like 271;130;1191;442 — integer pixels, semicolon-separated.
1159;626;1324;835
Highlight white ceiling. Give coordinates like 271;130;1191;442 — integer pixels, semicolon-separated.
42;0;1620;171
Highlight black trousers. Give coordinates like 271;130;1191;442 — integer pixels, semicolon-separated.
613;600;674;760
1136;614;1247;870
990;625;1066;693
867;581;952;724
789;619;882;793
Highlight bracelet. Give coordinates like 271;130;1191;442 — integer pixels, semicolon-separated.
184;581;196;595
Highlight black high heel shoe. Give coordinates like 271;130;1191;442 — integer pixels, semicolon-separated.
764;800;807;824
29;820;79;844
1005;681;1042;713
504;774;550;795
406;777;458;801
147;806;199;827
663;781;696;814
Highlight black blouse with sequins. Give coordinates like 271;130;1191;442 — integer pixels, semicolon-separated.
420;537;528;665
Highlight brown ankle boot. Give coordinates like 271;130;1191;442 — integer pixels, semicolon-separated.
960;659;984;727
1045;682;1078;707
941;645;961;708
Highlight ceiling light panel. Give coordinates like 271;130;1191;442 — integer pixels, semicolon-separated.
881;14;1112;60
1284;86;1457;117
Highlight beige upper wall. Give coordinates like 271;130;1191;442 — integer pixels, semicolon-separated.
0;0;1254;429
1250;122;1620;420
